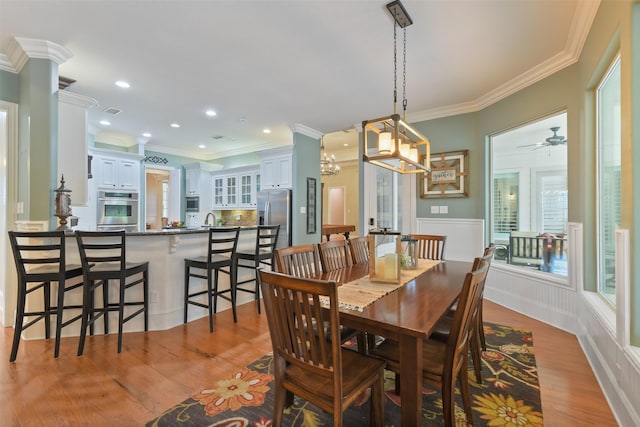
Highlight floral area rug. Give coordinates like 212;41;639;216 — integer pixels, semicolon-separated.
147;323;543;426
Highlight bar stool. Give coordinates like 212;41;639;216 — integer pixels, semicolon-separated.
184;227;240;332
234;225;279;314
8;230;84;361
75;230;149;355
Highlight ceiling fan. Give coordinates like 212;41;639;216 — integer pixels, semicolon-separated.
518;126;567;150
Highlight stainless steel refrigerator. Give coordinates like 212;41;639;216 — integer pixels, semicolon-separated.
257;189;292;249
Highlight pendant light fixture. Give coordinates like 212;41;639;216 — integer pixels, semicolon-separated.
320;135;340;176
362;0;431;174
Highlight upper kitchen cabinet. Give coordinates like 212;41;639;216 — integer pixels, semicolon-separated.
58;91;97;205
260;146;293;189
92;150;144;191
211;166;260;209
184;162;222;213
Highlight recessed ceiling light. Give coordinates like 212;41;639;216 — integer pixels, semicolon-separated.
263;128;271;134
170;123;180;128
142;132;151;138
198;144;206;149
205;110;217;117
343;143;349;147
115;81;130;88
99;120;111;126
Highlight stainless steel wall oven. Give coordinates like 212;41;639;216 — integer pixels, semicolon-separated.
96;190;139;231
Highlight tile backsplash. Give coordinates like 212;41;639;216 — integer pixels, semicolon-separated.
218;210;257;226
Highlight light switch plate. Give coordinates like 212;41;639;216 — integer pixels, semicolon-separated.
440;205;449;214
430;205;439;214
300;206;306;214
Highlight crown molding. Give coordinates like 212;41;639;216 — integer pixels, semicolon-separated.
58;90;98;109
0;53;15;72
6;37;72;73
291;123;322;139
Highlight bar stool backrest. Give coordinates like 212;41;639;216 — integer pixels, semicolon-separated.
9;230;68;281
206;227;240;265
75;230;127;275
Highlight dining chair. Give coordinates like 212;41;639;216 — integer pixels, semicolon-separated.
347;236;370;265
258;269;385;427
184;227;240;332
8;230;85;361
274;244;322;278
369;260;489;427
234;225;280;314
275;244;365;352
431;247;495;383
75;230;149;355
410;234;446;260
317;239;352;272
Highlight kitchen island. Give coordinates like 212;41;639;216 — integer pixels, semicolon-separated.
20;226;260;340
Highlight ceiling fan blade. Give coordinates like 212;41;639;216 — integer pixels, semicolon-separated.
517;143;543;148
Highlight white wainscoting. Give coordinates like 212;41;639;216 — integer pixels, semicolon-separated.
577;229;640;427
415;218;484;261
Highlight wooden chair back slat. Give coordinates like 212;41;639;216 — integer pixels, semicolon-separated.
410;234;446;260
317;240;352;272
348;236;370;265
275;244;322;278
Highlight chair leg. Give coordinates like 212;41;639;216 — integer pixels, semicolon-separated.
459;361;474;424
207;270;214;333
470;326;482;384
54;282;66;358
184;264;190;324
117;277;126;353
9;284;27;362
213;268;219;314
102;279;109;335
254;267;261;314
143;268;149;331
478;302;487;351
230;261;238;323
43;281;51;340
77;280;92;356
442;379;456;427
370;373;384;427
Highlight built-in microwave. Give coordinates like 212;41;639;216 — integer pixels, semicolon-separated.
185;196;200;212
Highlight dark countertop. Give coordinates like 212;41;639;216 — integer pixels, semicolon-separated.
128;225;258;236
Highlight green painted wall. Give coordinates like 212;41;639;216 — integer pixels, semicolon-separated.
292;134;320;245
0;70;19;103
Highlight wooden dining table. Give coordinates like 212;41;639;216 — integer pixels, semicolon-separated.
319;260;472;426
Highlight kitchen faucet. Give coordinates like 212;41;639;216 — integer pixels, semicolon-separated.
204;212;216;226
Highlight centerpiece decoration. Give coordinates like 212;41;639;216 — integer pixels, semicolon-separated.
368;229;402;284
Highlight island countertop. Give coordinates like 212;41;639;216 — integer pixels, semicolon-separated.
127;225;258;236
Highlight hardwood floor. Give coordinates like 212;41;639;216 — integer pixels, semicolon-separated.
1;301;617;426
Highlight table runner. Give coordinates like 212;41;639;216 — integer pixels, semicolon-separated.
320;259;441;311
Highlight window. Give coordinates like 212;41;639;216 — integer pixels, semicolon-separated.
161;181;169;219
490;112;568;277
596;55;621;305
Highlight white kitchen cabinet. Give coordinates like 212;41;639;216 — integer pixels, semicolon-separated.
184;162;222;213
58;91;97;205
238;170;260;208
212;167;260;209
95;155;140;191
260;152;292;189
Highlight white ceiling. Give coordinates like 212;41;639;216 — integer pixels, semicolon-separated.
0;0;598;161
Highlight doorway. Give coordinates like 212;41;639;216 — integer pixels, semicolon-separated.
145;166;181;230
327;186;346;224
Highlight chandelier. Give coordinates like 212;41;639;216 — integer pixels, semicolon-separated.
362;0;430;174
320;135;340;176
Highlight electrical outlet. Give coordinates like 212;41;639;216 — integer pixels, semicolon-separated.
17;201;24;214
300;206;306;214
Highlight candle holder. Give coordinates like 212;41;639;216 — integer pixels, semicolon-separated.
54;175;72;230
401;235;419;269
368;229;402;284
